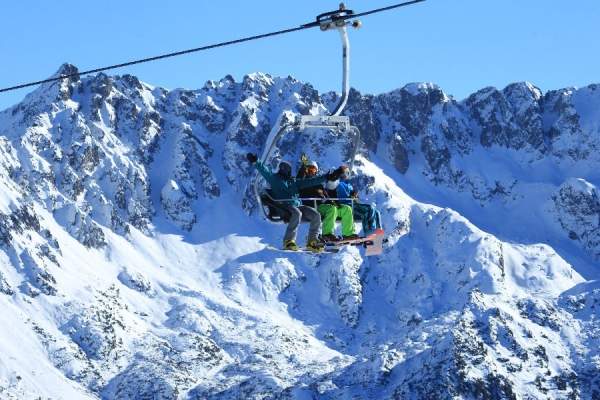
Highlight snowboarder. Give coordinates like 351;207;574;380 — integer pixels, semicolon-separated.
328;165;382;235
299;160;357;242
247;153;344;252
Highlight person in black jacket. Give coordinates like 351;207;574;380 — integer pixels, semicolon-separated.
298;160;357;241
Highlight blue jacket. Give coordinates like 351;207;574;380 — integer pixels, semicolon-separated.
336;180;354;205
256;161;328;207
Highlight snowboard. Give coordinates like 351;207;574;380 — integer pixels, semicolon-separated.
322;229;385;256
365;228;385;256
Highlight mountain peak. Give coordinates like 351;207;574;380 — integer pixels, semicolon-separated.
402;82;442;95
53;62;80;79
503;81;543;101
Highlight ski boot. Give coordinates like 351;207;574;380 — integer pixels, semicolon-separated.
306;239;325;253
283;240;299;251
320;234;340;243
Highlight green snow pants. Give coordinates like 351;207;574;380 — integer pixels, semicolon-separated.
317;204;356;236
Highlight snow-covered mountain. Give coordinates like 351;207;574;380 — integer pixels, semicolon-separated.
0;64;599;399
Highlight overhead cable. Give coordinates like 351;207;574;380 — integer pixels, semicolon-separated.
0;0;425;94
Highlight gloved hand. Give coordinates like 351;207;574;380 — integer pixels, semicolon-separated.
351;190;359;199
328;166;347;181
300;153;309;166
246;153;258;164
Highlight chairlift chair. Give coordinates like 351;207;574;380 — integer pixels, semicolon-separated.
254;4;363;223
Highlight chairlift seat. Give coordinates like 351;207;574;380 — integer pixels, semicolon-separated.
260;190;312;223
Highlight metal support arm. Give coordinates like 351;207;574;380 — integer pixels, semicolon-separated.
332;26;350;116
316;3;360;117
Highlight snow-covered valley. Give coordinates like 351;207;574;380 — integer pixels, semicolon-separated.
0;64;599;399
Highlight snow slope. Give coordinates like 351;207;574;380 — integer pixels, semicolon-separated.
0;64;598;399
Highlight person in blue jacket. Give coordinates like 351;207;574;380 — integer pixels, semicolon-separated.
328;165;382;236
247;153;344;252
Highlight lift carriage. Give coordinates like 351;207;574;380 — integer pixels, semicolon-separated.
252;5;384;255
253;5;362;224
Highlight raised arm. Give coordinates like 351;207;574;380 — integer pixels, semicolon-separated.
296;174;327;189
297;165;348;190
247;153;276;185
255;161;277;186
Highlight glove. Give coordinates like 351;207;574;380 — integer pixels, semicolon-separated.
246;153;258;164
300;153;309;166
328;166;346;181
351;190;359;199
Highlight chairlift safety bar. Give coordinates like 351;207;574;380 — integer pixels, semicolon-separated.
297;115;351;131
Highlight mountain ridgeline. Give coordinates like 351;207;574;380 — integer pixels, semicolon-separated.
0;64;599;399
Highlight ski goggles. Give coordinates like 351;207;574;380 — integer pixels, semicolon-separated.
306;165;318;174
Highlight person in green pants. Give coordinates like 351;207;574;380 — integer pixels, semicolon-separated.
318;202;356;240
298;160;358;242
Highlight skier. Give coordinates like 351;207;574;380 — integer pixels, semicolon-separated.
299;160;357;241
247;153;344;252
328;165;382;235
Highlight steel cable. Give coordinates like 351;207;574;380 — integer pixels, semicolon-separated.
0;0;425;94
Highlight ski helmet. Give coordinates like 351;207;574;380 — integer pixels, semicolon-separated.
277;160;292;178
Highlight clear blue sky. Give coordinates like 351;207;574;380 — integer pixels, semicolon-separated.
1;0;598;110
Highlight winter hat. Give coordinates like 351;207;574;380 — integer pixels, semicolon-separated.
307;160;318;172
